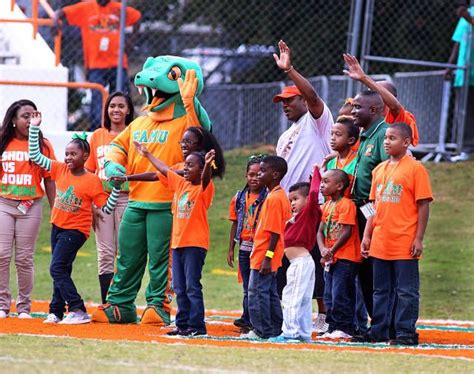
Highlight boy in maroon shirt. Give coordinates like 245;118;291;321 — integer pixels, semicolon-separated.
270;166;322;342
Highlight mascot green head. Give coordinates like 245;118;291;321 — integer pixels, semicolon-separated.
135;55;204;113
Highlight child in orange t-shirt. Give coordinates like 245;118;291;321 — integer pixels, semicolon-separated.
119;126;225;181
358;123;433;346
317;169;361;339
245;156;292;340
227;154;267;332
131;141;224;337
28;112;121;325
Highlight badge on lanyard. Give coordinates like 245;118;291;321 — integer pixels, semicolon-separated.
99;37;110;52
359;202;375;219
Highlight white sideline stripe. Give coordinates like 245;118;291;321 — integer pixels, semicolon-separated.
418;319;474;326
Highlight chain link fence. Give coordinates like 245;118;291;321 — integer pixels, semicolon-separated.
1;0;471;153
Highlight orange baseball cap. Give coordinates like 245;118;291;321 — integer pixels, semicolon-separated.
272;85;302;103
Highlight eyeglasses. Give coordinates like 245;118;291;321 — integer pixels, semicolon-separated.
248;154;265;162
178;140;199;146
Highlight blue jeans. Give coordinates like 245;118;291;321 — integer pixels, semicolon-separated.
324;260;359;335
371;258;420;340
238;249;251;326
49;225;87;319
354;275;369;334
172;247;207;333
356;207;374;318
86;68;129;131
248;270;283;339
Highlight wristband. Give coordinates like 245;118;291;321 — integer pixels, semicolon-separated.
284;65;294;74
265;250;274;259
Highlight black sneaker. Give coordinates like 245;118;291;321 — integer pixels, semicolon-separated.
233;318;246;328
166;328;184;336
239;325;252;334
180;327;207;337
352;333;388;343
389;333;419;346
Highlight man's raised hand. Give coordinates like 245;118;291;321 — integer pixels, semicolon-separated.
273;40;292;71
343;53;366;82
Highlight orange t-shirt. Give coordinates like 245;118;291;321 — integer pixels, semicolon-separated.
251;186;292;272
228;192;260;242
171;162;184;171
50;161;109;238
1;138;56;200
385;107;419;147
321;197;362;263
106;116;192;205
160;170;214;250
85;127;129;193
369;156;433;260
63;1;141;70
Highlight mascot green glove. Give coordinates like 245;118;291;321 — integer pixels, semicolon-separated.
92;56;211;324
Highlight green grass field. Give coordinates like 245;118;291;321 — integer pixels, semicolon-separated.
2;335;473;374
3;148;474;372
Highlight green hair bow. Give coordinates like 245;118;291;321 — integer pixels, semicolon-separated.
71;132;88;142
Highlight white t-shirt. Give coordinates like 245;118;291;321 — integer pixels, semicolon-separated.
276;104;333;192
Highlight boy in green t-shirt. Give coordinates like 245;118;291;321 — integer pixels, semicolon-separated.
326;116;359;197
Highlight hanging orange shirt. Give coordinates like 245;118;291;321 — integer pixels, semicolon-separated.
321;197;361;263
50;161;109;238
228;192;260;242
159;170;214;250
369;155;433;260
85;127;129;193
385;107;419;147
251;186;292;272
63;1;141;70
1;138;56;200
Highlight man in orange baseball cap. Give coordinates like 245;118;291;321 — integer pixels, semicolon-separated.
272;40;333;335
273;40;333;192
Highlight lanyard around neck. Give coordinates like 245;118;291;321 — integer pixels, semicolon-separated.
337;150;356;170
324;197;341;238
379;156;406;199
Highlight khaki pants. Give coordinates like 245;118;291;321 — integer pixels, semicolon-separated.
0;197;42;314
94;192;128;275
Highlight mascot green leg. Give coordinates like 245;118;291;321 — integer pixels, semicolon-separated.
92;206;172;324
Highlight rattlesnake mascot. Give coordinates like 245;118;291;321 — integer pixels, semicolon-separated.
92;56;211;324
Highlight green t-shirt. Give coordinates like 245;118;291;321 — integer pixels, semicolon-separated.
326;155;357;176
352;119;389;202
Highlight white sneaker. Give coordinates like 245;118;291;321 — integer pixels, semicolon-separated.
0;310;8;318
325;330;352;339
450;152;470;162
59;310;91;325
240;330;261;340
312;313;329;334
18;312;32;319
317;331;333;339
43;313;62;324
